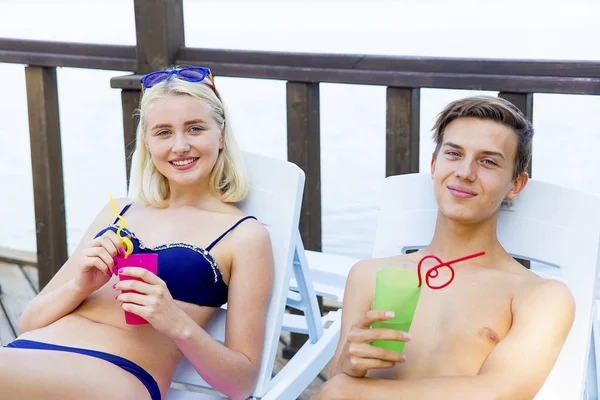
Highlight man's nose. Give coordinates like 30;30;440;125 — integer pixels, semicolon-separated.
455;158;476;181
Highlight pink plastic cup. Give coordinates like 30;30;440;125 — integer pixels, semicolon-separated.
113;253;158;325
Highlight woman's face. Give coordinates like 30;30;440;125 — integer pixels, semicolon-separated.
144;94;223;188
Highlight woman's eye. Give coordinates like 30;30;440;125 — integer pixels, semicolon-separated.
189;126;203;133
156;130;170;136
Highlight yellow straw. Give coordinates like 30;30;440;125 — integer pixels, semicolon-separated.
109;196;134;258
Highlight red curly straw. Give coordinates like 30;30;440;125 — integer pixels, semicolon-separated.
417;251;486;290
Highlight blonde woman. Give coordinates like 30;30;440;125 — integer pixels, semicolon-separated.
1;66;274;400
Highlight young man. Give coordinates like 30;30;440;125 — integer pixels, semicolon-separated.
314;96;575;400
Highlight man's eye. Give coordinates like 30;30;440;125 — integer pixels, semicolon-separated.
483;159;498;166
446;151;460;157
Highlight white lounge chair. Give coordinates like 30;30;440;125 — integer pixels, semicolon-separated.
284;171;600;399
162;152;341;400
370;173;600;400
289;251;358;308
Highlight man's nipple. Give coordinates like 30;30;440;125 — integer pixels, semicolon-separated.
478;327;500;343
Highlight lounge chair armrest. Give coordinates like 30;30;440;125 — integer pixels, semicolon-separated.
261;310;341;400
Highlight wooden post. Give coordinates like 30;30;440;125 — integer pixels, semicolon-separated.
284;81;321;358
117;0;185;183
498;92;533;177
499;92;533;269
134;0;185;74
24;66;68;288
386;88;420;176
286;82;322;252
121;90;140;185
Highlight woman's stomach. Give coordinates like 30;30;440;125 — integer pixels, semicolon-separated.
17;276;217;388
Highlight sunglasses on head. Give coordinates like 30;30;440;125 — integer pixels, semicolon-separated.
139;67;217;94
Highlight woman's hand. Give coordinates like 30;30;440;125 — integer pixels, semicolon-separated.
336;310;410;378
72;231;124;294
114;267;189;337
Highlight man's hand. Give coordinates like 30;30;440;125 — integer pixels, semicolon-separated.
337;310;410;378
311;374;359;400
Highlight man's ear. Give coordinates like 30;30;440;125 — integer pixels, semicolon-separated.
430;153;436;178
506;172;529;199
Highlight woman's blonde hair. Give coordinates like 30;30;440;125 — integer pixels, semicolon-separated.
128;68;249;207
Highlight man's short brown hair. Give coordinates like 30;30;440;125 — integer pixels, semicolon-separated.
432;96;534;179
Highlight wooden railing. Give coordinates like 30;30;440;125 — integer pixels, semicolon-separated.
2;0;600;290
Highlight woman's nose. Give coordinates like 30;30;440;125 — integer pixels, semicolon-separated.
172;134;191;153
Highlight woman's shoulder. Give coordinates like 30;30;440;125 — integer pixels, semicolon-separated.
89;197;133;225
111;197;134;212
226;214;270;244
215;202;268;239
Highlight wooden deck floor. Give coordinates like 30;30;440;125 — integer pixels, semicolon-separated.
0;259;38;346
0;251;327;399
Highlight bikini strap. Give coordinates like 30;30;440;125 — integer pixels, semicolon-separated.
112;204;132;224
206;216;257;251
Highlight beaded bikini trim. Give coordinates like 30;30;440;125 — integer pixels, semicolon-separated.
107;224;221;283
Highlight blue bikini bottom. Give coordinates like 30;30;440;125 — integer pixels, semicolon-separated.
5;339;161;400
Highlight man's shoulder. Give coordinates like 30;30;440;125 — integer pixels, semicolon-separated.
345;254;416;307
349;254;416;278
513;277;575;317
490;258;549;291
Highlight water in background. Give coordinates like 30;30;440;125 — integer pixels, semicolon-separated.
1;0;599;259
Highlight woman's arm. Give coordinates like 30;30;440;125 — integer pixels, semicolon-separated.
18;199;128;333
18;278;90;333
172;219;274;400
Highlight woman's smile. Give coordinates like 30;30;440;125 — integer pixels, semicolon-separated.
169;157;199;170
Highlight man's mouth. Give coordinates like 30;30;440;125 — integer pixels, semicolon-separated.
447;185;477;198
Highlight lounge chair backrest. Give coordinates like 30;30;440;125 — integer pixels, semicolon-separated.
372;173;600;399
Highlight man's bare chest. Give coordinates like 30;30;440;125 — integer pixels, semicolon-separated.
410;280;512;350
369;270;516;379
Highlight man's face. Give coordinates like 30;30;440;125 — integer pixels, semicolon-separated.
431;117;527;224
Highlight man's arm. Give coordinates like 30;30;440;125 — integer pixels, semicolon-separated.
330;259;408;378
330;260;376;377
321;279;575;400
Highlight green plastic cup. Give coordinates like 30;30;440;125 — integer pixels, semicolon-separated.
371;267;421;353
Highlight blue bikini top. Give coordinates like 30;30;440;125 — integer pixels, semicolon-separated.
95;204;256;308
